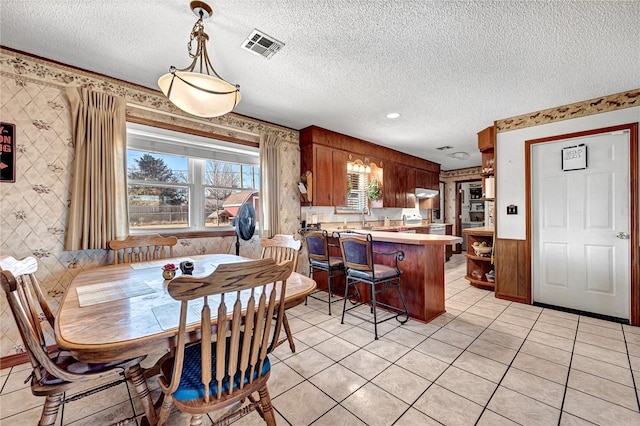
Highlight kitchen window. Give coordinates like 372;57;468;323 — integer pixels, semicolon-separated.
126;123;259;234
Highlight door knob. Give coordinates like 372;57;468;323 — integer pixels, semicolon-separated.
616;232;630;239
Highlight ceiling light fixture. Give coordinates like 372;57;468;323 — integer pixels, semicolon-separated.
451;151;470;160
158;1;241;118
386;112;400;119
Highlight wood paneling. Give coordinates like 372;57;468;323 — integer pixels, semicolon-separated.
495;238;530;303
300;126;440;173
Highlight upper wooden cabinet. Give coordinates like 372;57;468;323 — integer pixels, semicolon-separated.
382;162;397;207
415;169;438;190
302;145;349;207
312;145;334;206
332;149;349;207
400;166;416;208
300;126;441;208
477;126;495;152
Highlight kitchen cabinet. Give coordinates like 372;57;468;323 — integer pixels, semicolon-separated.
382;162;397;207
396;165;415;208
332;149;348;207
463;227;495;291
300;145;349;207
313;145;333;206
300;126;441;209
415;169;438;190
477;126;495;200
477;126;495;152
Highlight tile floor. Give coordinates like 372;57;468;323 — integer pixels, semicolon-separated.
2;254;640;425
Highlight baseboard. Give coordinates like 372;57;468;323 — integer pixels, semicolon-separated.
532;302;629;325
0;351;31;369
0;344;56;369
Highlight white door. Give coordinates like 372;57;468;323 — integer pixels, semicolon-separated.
532;130;630;319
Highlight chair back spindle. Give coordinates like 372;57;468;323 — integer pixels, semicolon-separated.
108;234;178;265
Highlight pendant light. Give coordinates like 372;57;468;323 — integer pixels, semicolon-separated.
158;1;241;118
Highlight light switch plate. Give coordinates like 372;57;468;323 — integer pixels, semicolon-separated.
507;204;518;215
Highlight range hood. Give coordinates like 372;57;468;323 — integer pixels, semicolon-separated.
415;187;438;199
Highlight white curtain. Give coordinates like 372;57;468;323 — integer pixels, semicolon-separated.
65;87;128;250
259;133;281;238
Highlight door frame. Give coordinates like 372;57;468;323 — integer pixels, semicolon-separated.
455;178;483;253
525;123;639;325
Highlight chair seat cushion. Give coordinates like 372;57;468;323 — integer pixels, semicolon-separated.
311;257;344;270
348;264;399;281
171;342;271;402
39;350;125;385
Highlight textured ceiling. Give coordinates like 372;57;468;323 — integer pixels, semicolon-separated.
1;0;639;170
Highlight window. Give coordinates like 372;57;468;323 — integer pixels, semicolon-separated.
126;123;259;233
347;163;369;211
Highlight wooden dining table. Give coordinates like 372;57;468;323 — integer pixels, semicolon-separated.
55;253;316;425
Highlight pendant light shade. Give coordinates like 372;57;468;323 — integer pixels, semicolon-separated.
158;71;241;118
158;1;240;118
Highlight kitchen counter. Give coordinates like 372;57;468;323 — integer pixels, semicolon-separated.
315;229;461;323
326;229;461;246
462;226;494;235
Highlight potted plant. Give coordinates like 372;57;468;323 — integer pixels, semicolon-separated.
367;178;383;207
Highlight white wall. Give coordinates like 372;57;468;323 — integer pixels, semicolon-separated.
496;106;640;239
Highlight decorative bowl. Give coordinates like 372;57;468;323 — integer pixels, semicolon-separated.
473;246;492;256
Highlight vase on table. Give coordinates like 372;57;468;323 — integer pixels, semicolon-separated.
162;270;176;280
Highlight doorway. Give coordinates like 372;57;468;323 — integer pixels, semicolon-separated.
456;179;484;251
527;123;638;323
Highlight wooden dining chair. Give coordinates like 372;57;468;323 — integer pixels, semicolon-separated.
260;234;302;352
1;268;154;426
157;258;294;426
108;233;178;264
0;255;55;333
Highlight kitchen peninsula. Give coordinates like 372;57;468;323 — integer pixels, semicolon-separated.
323;230;461;323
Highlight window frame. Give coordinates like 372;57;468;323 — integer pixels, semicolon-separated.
126;123;259;237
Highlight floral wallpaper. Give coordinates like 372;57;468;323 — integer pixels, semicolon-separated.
0;49;301;359
440;167;483;236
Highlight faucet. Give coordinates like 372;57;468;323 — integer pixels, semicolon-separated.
361;207;369;228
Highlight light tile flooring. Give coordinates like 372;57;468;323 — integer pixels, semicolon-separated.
2;254;640;425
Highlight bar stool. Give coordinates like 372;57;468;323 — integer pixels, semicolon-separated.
303;229;345;315
338;233;409;339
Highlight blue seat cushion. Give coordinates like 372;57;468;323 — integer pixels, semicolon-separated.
173;341;271;402
348;264;399;281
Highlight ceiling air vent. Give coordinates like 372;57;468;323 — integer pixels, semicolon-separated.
436;145;453;150
241;29;285;59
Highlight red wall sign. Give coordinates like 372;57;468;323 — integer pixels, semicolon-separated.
0;122;16;183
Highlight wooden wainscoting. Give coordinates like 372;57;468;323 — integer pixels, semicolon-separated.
495;238;530;304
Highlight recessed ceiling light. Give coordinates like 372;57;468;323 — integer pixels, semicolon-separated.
386;112;400;119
